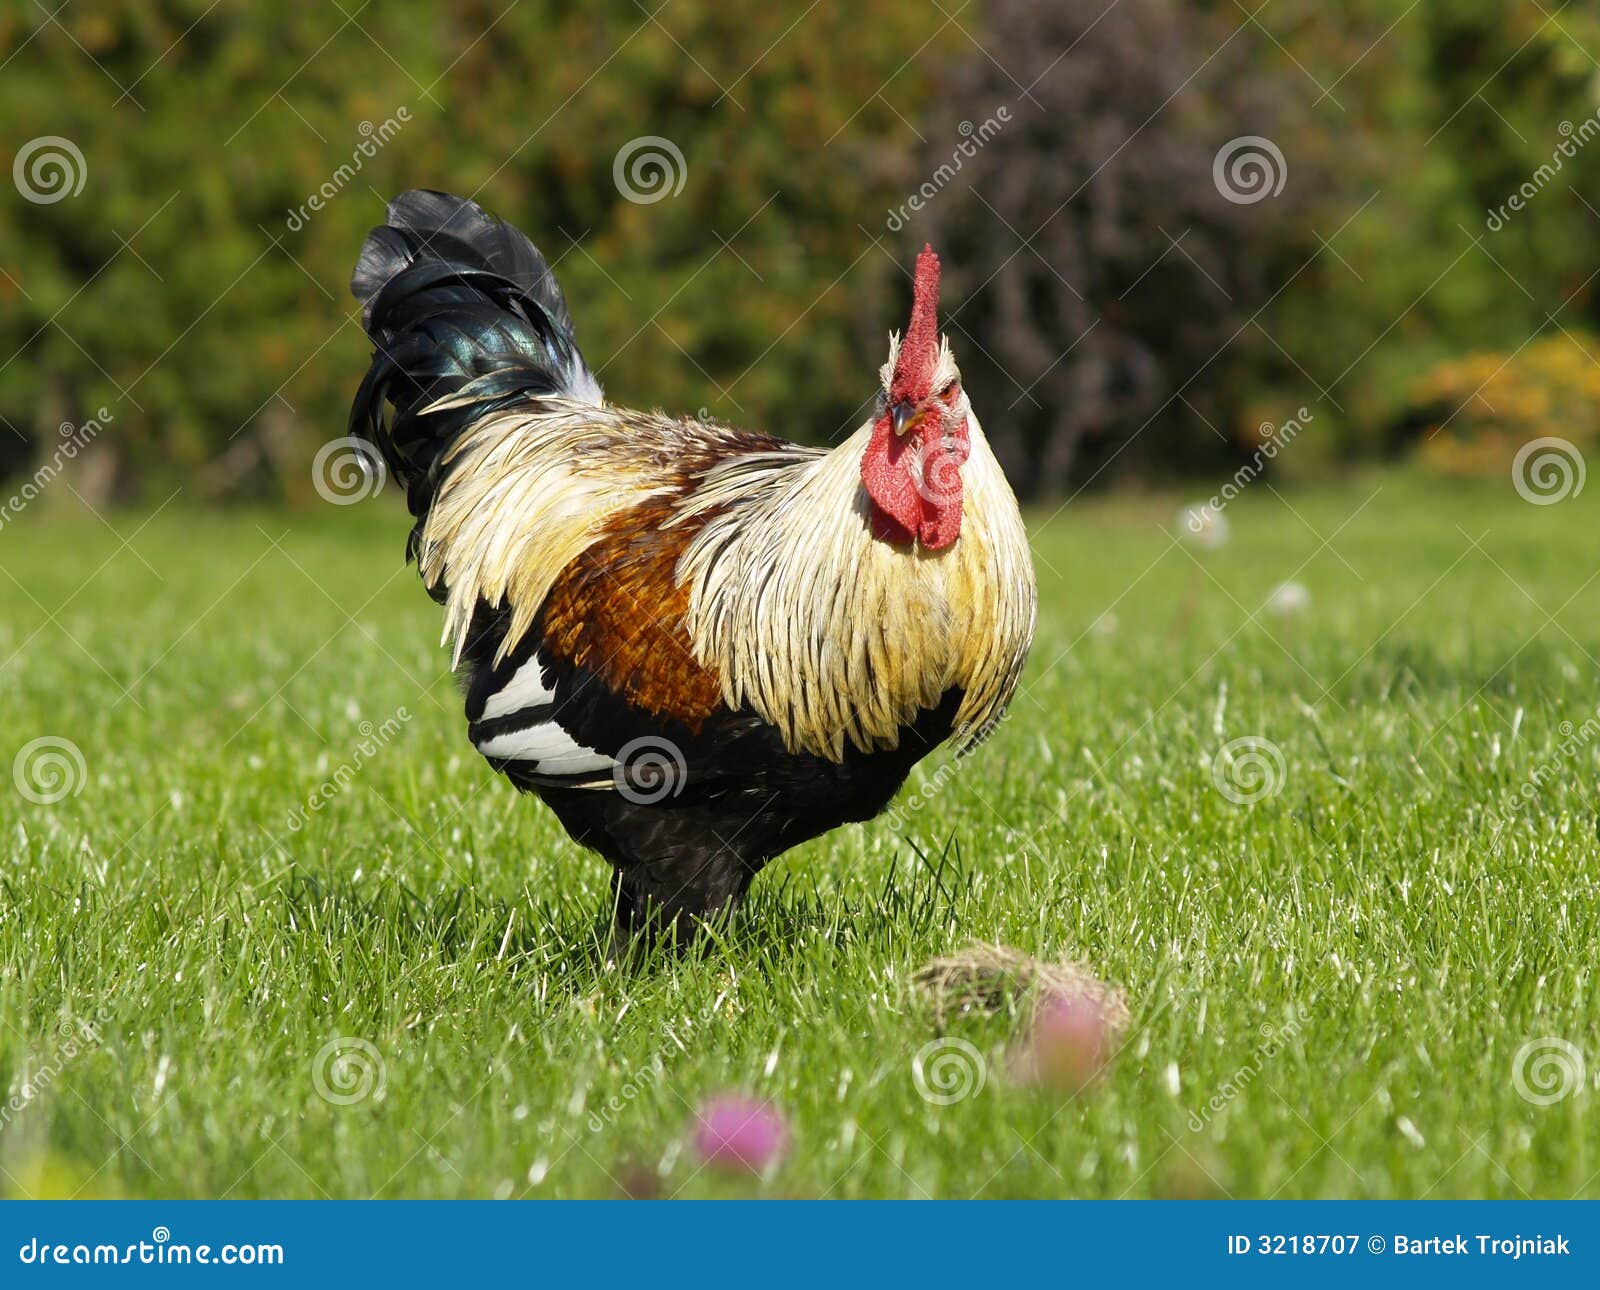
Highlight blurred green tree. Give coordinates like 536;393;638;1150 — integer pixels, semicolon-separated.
0;0;945;502
902;0;1320;493
1226;0;1600;460
3;0;1599;500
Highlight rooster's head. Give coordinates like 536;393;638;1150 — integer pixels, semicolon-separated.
862;245;970;550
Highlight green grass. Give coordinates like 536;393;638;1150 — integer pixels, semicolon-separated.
2;468;1598;1199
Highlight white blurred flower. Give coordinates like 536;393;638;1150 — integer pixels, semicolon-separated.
1266;580;1310;616
1178;503;1230;551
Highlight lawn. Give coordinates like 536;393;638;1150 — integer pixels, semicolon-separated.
1;468;1597;1199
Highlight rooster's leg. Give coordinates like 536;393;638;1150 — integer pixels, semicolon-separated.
607;853;753;959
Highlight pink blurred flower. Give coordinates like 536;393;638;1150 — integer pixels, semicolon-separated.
1028;992;1114;1093
691;1095;788;1173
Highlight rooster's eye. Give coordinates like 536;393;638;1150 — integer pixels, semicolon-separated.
939;382;961;406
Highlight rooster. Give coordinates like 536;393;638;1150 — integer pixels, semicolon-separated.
349;190;1036;946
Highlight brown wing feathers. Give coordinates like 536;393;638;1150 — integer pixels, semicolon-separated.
536;492;726;732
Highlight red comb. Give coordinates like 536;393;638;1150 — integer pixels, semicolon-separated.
891;244;941;403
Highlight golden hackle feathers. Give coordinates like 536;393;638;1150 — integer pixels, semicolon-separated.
677;412;1033;758
418;400;666;663
418;396;1036;762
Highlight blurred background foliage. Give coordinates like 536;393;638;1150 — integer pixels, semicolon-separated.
1;0;1599;503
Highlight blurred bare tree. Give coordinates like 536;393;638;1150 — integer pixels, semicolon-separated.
911;0;1316;493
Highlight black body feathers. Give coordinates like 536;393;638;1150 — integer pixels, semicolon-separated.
348;190;601;536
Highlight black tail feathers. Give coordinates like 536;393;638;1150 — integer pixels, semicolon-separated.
348;190;601;525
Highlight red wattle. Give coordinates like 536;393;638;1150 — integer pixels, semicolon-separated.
862;413;923;541
914;428;967;549
861;412;967;550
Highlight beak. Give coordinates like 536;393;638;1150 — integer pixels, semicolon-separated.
892;400;916;437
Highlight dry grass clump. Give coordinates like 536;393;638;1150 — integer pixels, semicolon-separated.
912;942;1129;1032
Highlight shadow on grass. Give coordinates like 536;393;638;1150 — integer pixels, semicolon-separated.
277;831;977;988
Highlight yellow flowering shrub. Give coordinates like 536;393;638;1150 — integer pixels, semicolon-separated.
1407;334;1600;476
